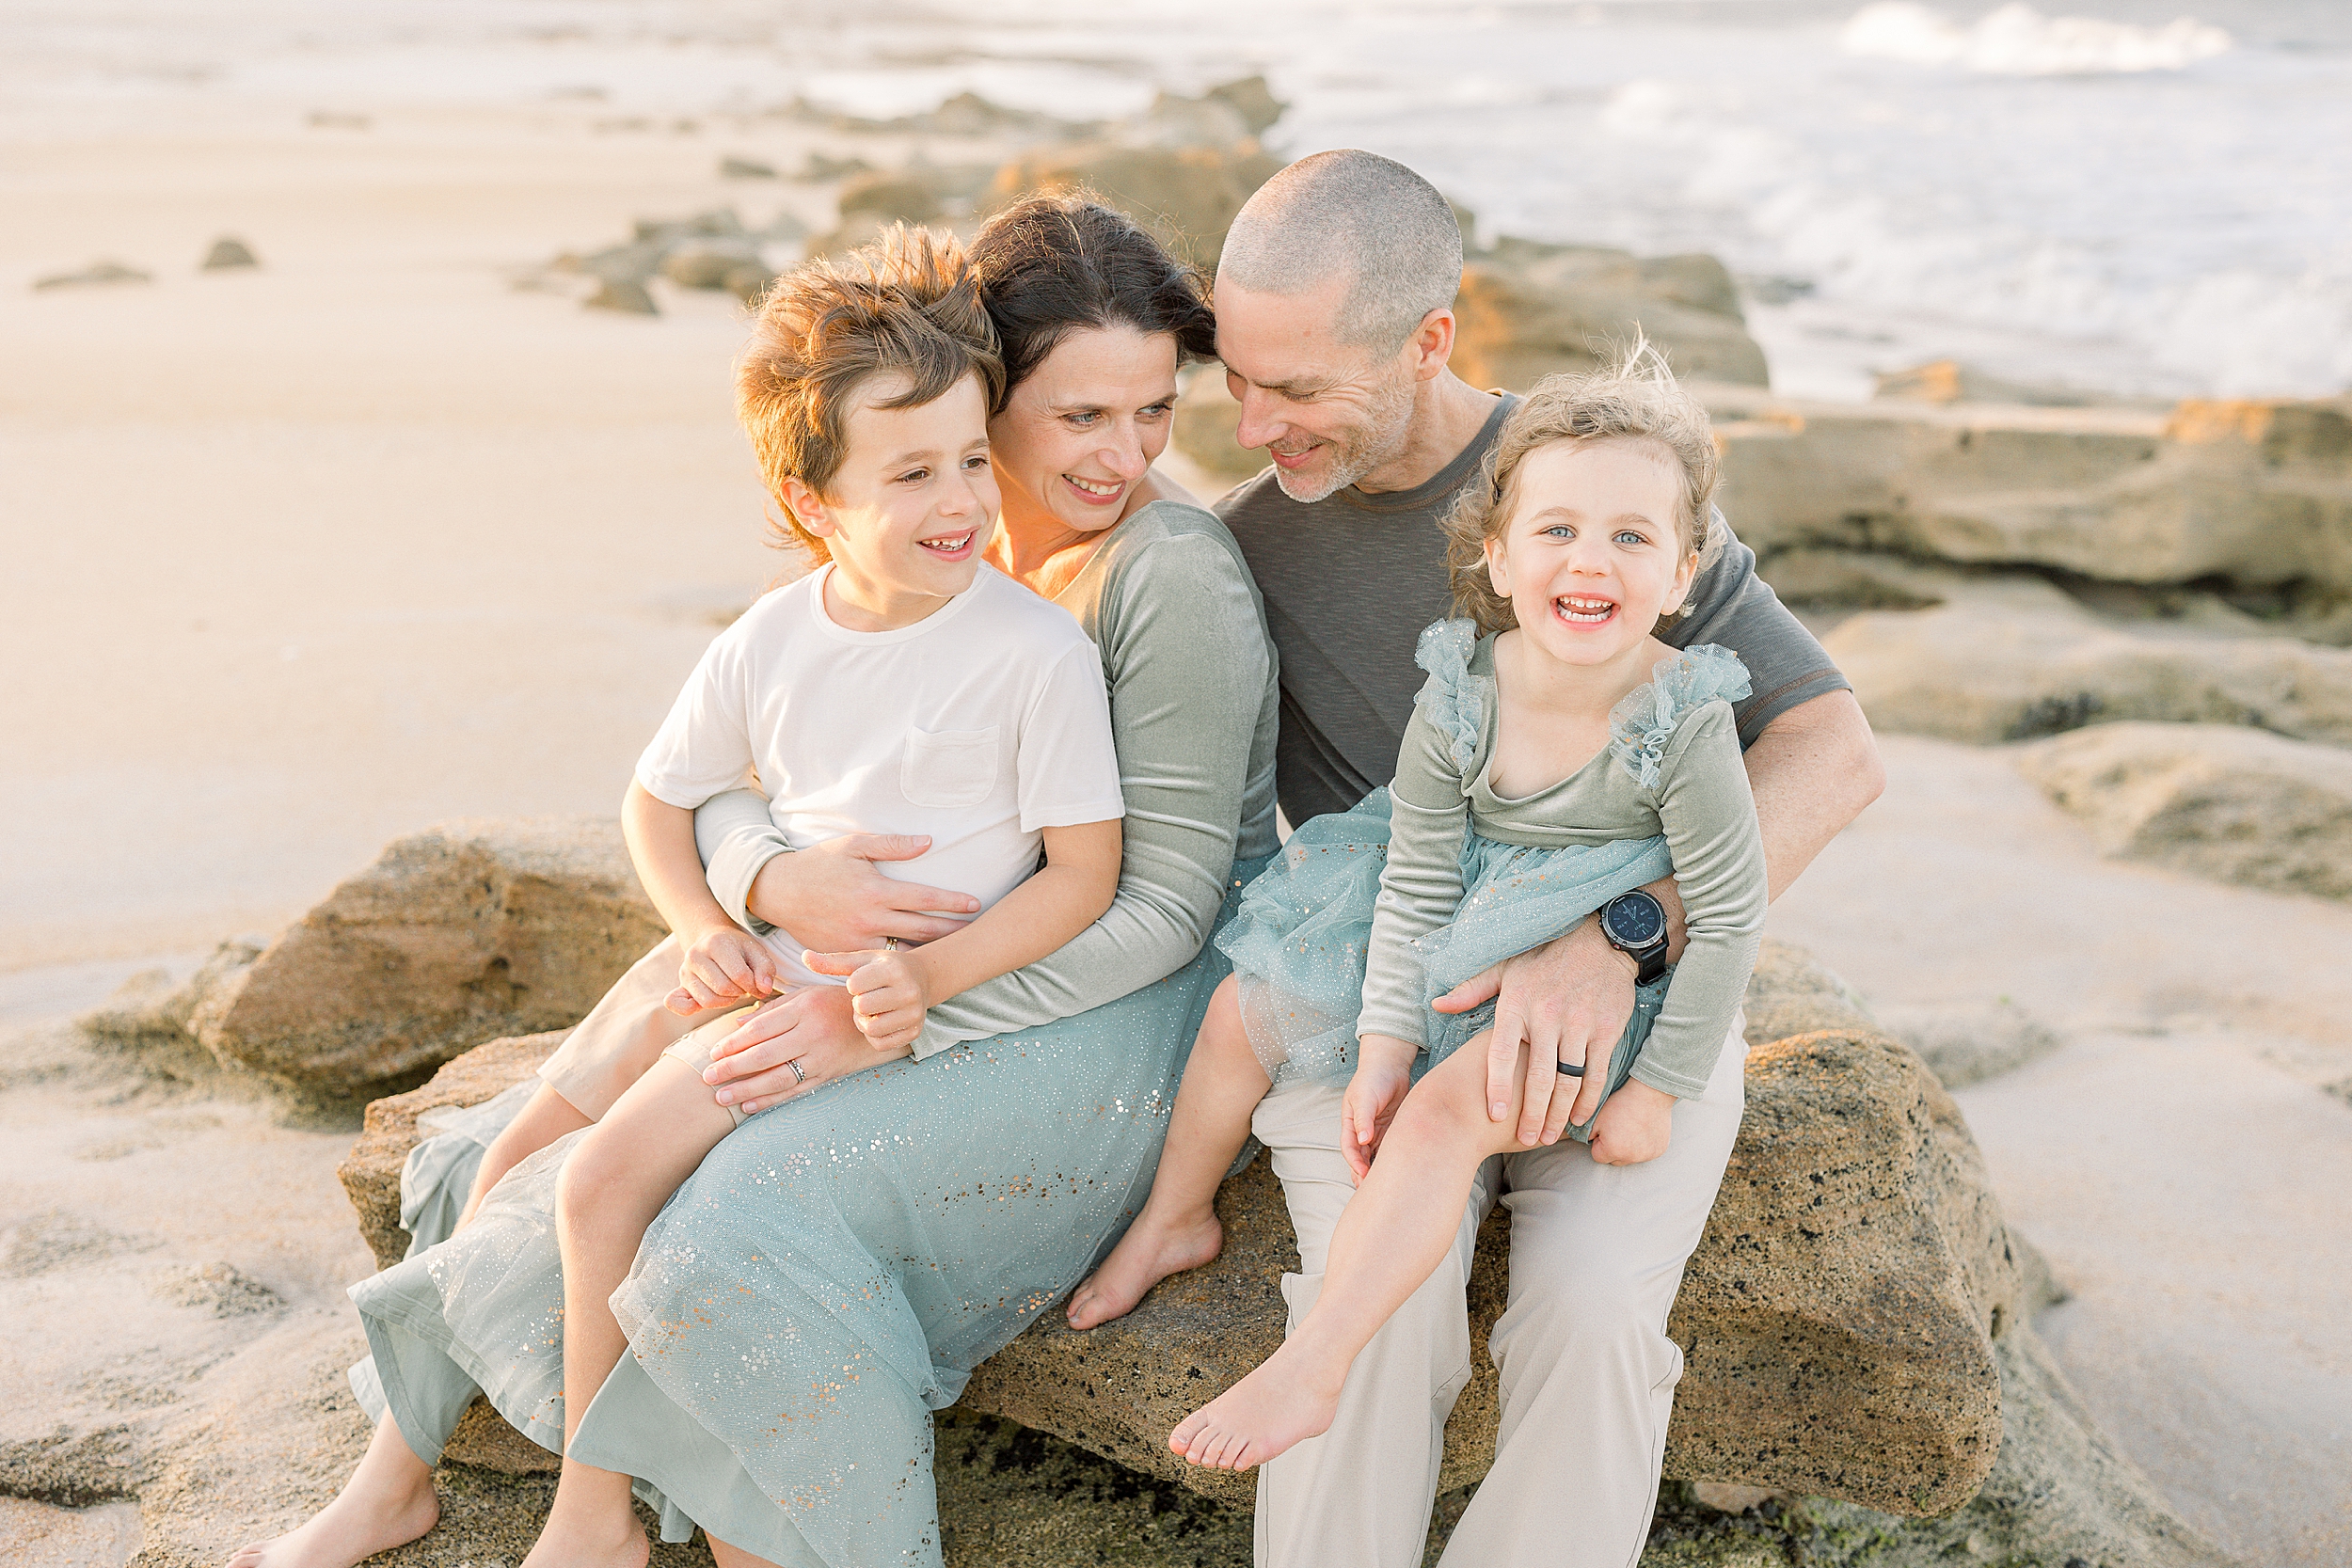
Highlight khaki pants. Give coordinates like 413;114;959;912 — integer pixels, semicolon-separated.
1248;1014;1748;1568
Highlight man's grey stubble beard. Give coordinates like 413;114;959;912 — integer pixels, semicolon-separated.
1270;370;1418;504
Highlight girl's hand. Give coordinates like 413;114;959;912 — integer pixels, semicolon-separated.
699;986;908;1115
1586;1080;1676;1166
670;925;783;1016
803;948;932;1052
1341;1037;1419;1183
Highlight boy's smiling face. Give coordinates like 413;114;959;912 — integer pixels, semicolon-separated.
783;371;1001;631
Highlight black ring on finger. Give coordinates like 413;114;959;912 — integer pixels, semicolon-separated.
1556;1059;1586;1077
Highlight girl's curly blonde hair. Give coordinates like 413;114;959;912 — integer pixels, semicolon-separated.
1440;337;1722;636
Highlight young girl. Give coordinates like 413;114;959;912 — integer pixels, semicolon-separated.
1065;344;1769;1472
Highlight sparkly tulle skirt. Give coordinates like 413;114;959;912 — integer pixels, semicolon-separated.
1216;790;1674;1131
349;853;1271;1568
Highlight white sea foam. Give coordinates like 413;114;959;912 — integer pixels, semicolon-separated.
1841;3;2233;77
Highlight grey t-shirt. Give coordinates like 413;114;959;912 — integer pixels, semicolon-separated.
1215;393;1851;825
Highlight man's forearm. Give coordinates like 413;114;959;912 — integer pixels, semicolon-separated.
1650;690;1883;952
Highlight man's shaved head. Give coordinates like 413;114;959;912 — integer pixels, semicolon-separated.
1217;150;1463;352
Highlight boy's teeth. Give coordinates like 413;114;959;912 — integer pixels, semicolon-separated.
921;532;972;551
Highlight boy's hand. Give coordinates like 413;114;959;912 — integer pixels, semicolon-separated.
803;947;932;1052
1341;1036;1419;1183
669;926;783;1016
1586;1080;1676;1167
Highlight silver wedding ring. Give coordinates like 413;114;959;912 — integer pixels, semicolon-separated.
787;1059;807;1085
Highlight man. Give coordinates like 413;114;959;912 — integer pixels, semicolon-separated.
1208;150;1883;1567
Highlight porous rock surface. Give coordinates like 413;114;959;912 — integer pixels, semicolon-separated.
987;141;1282;271
2017;721;2352;900
1719;394;2352;598
1452;237;1771;391
339;939;2012;1516
1822;577;2352;745
188;817;660;1095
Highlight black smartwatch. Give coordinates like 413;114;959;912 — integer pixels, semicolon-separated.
1598;891;1671;986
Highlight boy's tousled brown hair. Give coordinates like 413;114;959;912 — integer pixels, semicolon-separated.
1439;336;1722;635
738;224;1005;562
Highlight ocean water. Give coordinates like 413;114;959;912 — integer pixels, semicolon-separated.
5;0;2347;402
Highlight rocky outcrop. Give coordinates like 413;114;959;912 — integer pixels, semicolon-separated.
338;940;2014;1517
1874;1001;2063;1088
199;236;259;271
986;141;1282;271
1718;394;2352;598
2017;721;2352;900
187;819;659;1096
32;260;151;290
1822;577;2352;744
1453;238;1770;391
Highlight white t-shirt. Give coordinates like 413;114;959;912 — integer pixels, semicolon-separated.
635;563;1125;986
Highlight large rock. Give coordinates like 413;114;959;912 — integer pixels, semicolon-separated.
1452;238;1770;391
192;819;660;1095
2017;721;2352;900
986;141;1282;271
1822;577;2352;745
1719;394;2352;597
340;942;2013;1517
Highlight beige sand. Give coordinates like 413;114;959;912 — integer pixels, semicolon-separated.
1772;736;2352;1568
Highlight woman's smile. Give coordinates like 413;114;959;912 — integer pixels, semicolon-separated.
1063;473;1127;507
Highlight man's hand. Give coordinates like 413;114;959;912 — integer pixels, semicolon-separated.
1434;915;1637;1148
1587;1079;1676;1166
745;834;981;952
669;925;783;1016
803;948;932;1052
1340;1037;1419;1183
699;986;905;1115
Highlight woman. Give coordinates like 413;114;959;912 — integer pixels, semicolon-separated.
228;194;1279;1568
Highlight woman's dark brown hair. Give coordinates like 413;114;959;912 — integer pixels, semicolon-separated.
965;193;1217;407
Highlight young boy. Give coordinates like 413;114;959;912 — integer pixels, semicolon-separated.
517;227;1129;1566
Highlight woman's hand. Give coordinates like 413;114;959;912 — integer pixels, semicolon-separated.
670;925;783;1016
745;835;981;952
699;986;907;1115
802;948;932;1053
1586;1080;1676;1166
1340;1037;1419;1183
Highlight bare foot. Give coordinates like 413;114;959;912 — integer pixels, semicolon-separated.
1168;1344;1345;1471
517;1503;649;1568
224;1475;439;1568
1066;1209;1223;1330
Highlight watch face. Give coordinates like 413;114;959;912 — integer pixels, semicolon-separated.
1604;893;1665;948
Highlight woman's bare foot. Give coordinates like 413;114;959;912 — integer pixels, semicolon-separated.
517;1503;649;1568
1168;1344;1345;1471
1066;1208;1223;1329
223;1472;439;1568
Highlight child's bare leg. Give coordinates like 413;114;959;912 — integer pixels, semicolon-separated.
707;1540;786;1568
523;1055;738;1568
1068;976;1266;1330
223;1410;438;1568
454;1083;592;1229
1172;1032;1525;1469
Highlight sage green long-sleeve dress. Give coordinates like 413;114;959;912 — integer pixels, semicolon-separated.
347;500;1280;1568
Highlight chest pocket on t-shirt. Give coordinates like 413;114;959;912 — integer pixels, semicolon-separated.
900;725;1000;809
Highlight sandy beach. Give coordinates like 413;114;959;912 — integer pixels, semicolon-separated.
8;13;2352;1568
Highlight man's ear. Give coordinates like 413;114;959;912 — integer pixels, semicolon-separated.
779;475;833;539
1407;307;1456;383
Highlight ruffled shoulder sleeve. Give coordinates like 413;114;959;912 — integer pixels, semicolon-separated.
1408;618;1493;777
1608;643;1753;791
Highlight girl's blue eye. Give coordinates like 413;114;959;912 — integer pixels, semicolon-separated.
1544;525;1575;539
1615;530;1646;546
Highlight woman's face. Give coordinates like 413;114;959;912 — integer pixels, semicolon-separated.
989;325;1181;535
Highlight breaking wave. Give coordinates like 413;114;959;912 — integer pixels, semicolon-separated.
1840;3;2231;76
